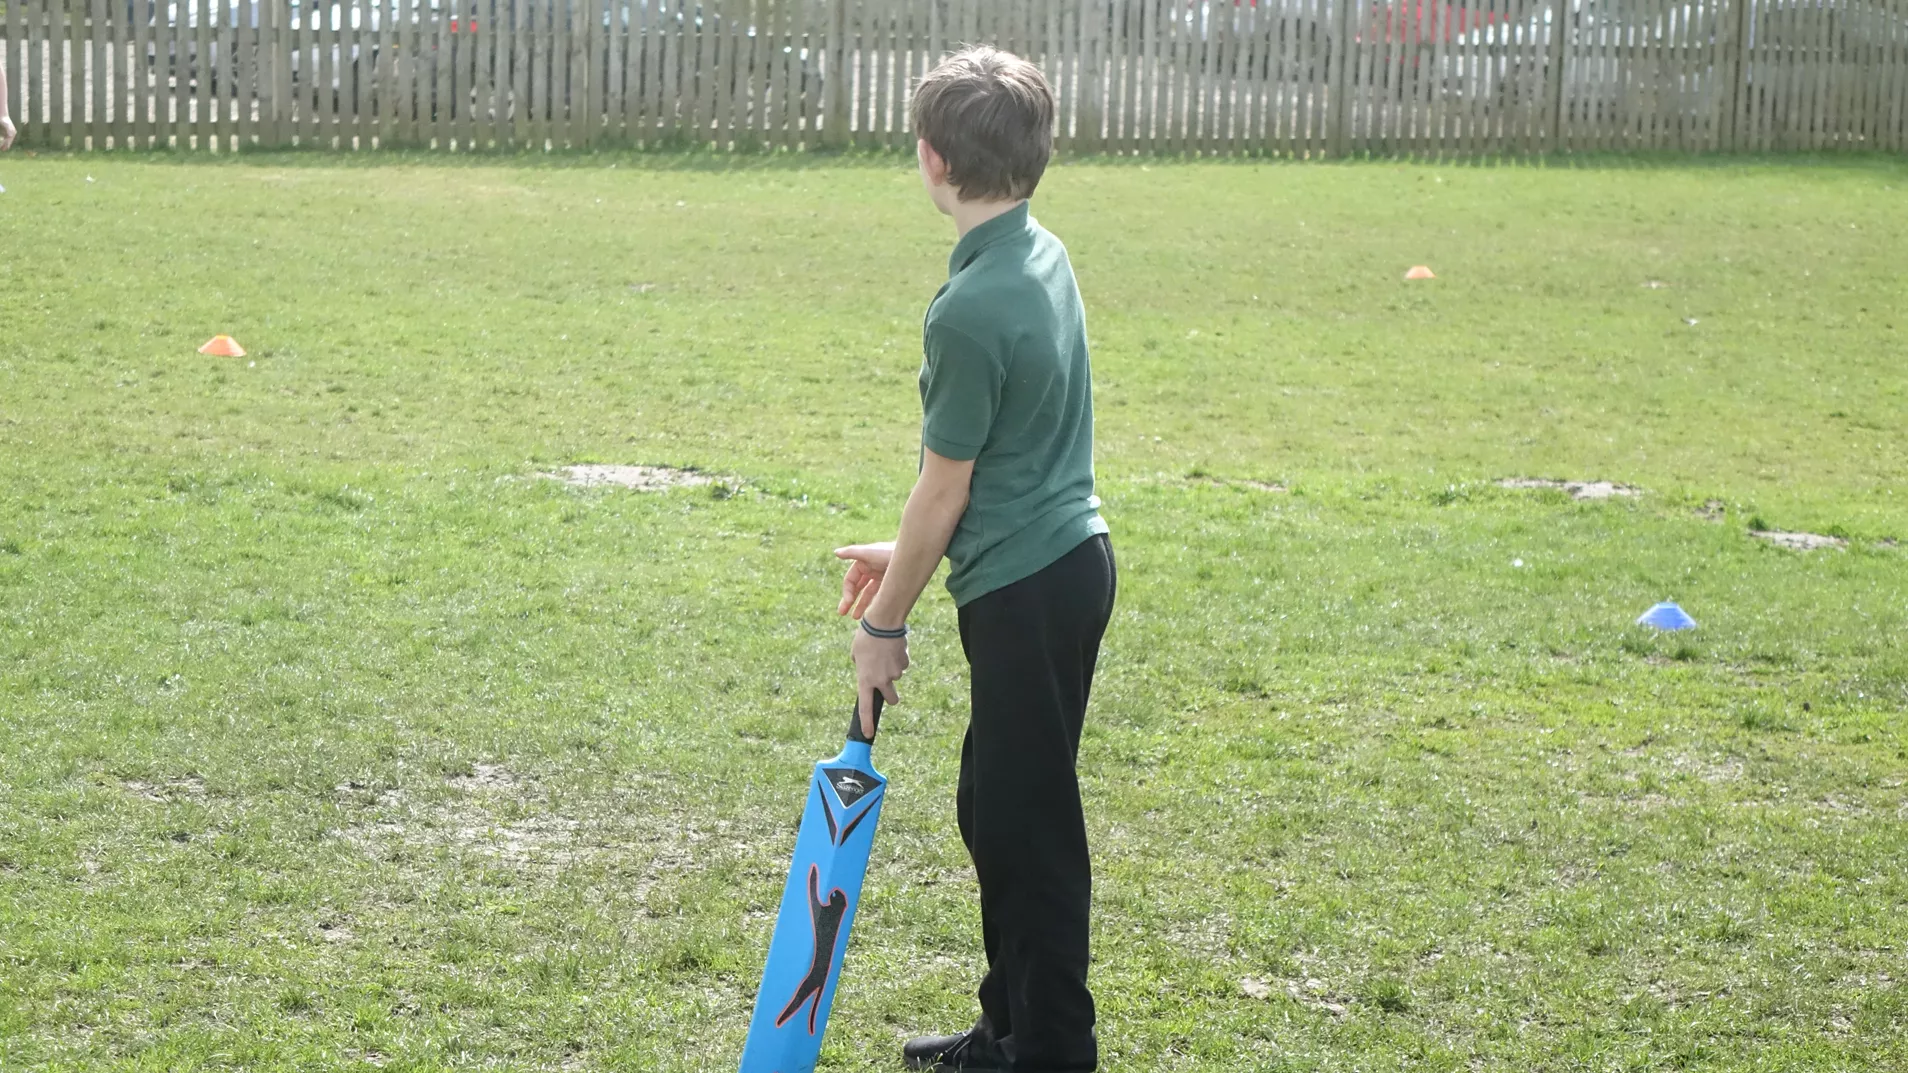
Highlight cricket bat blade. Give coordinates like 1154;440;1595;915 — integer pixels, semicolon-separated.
738;698;887;1073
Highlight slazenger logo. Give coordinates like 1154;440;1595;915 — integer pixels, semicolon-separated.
833;776;865;796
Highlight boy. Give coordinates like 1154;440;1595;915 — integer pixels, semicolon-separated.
833;47;1114;1073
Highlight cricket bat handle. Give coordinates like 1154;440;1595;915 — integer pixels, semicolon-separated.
846;694;885;746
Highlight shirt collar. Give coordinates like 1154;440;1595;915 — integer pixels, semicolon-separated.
948;201;1032;277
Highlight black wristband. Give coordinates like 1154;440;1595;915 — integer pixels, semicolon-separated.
860;618;909;639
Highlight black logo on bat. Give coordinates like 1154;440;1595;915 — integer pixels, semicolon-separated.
774;864;849;1035
823;767;877;808
817;769;882;847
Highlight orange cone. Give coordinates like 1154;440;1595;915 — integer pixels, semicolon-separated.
1404;265;1436;280
199;335;246;357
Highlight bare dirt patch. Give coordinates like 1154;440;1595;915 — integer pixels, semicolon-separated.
1812;794;1873;818
1669;752;1744;784
1751;530;1847;551
1166;906;1234;959
452;817;585;865
121;776;206;802
336;795;583;869
1698;499;1726;521
334;773;583;869
1285;977;1351;1017
549;464;712;491
449;762;523;792
1499;478;1640;500
331;769;712;881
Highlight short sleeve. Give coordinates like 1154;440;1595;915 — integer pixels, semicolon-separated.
920;323;1002;462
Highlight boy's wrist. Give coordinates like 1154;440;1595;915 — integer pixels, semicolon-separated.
861;601;907;634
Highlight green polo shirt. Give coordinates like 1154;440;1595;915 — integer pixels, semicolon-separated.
920;202;1108;607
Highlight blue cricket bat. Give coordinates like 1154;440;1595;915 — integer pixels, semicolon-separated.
738;697;888;1073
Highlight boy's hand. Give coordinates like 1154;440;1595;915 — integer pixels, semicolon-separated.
0;116;15;152
834;542;895;618
851;625;908;722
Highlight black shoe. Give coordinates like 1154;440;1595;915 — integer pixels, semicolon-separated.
902;1028;1006;1071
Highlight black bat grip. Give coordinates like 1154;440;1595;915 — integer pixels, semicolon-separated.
847;694;885;745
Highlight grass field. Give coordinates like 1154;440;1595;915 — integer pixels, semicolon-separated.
1;151;1905;1073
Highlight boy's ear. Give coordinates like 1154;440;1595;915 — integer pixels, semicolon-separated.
917;138;949;187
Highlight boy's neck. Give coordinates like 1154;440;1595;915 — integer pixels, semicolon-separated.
952;198;1026;239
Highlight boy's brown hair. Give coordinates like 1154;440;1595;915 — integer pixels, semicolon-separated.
910;47;1054;202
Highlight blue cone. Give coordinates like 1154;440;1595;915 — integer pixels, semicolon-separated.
1636;601;1697;630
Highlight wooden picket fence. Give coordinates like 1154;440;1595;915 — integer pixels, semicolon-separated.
4;0;1906;154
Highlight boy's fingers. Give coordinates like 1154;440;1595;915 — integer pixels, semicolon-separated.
879;682;901;706
840;582;872;618
837;544;891;565
851;580;880;620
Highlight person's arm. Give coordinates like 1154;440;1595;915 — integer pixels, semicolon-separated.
0;54;16;151
839;448;973;727
865;450;972;630
836;321;996;731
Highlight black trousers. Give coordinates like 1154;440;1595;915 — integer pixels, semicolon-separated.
955;533;1116;1073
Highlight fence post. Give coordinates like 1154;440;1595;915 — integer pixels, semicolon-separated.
823;0;848;147
1545;0;1569;151
1719;0;1750;151
1328;0;1352;156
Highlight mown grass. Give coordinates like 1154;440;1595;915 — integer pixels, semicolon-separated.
1;151;1905;1072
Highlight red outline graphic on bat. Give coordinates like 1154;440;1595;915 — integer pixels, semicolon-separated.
774;864;849;1035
